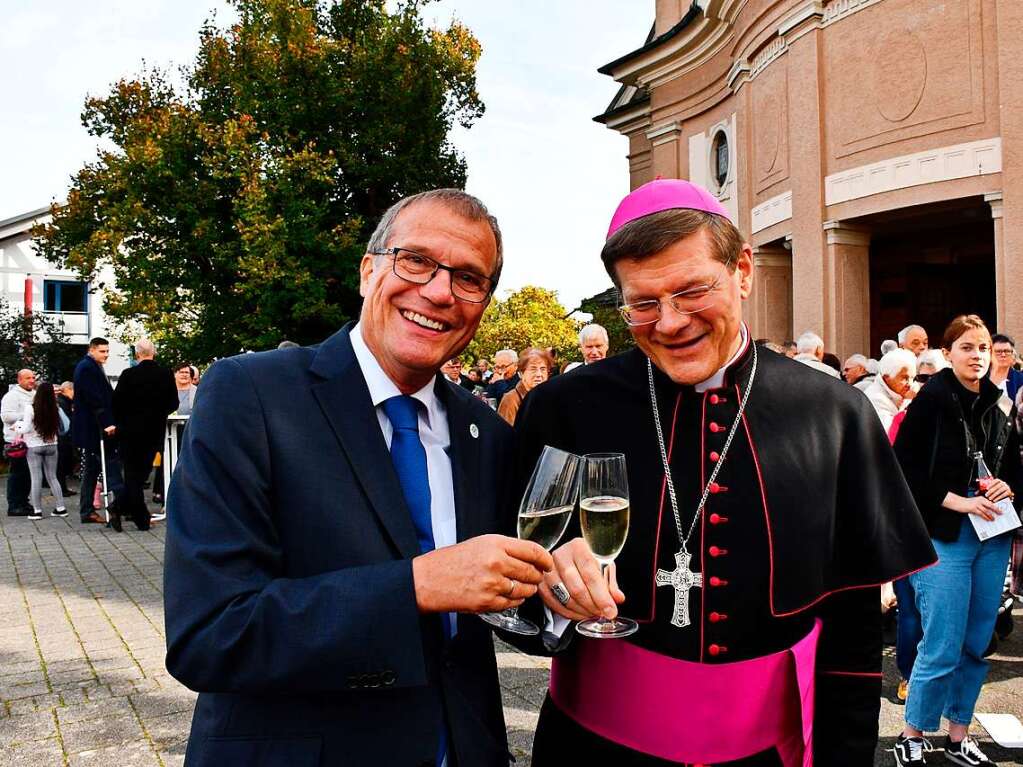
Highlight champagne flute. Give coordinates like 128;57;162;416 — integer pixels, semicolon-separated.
481;446;581;636
576;452;638;638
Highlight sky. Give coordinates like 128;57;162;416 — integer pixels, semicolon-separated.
0;1;653;312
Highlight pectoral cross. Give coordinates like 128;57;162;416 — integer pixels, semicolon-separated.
656;549;703;628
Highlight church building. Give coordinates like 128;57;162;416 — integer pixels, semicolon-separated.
595;0;1023;357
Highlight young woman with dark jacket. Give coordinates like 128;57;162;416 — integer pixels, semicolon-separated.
892;315;1023;765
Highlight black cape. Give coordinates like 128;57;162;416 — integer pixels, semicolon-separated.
510;342;936;766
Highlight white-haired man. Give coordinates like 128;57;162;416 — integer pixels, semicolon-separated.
485;348;519;401
842;354;871;386
898;324;929;356
793;331;840;378
864;349;917;433
112;339;179;530
579;324;610;364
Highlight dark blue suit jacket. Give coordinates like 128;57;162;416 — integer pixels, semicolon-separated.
71;354;113;451
164;326;517;767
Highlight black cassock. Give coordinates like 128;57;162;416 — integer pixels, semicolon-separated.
509;341;936;766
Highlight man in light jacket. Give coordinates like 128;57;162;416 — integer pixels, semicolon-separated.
2;369;37;516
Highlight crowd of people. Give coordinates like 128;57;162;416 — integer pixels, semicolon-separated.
3;337;199;531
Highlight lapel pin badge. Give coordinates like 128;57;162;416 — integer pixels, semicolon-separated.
470;424;479;439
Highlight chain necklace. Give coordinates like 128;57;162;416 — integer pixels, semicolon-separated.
647;340;757;628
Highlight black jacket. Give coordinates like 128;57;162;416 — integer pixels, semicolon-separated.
894;367;1023;542
165;327;517;767
71;355;113;452
113;359;179;454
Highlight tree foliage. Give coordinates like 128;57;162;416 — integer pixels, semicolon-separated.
0;299;82;384
33;0;484;363
464;286;581;366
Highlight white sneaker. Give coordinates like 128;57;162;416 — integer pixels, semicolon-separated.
52;508;68;517
944;736;991;766
151;511;167;522
27;510;43;520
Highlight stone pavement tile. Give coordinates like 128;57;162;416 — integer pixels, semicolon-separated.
60;711;144;756
56;695;132;726
2;679;51;699
0;708;57;748
0;669;47;688
68;740;160;766
144;710;192;749
157;752;185;767
129;691;195;722
0;736;65;767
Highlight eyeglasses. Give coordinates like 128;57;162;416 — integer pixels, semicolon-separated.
993;349;1015;356
618;271;729;327
371;247;494;303
914;373;932;383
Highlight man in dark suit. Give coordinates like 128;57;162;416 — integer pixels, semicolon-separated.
164;189;553;767
72;337;125;527
112;339;178;531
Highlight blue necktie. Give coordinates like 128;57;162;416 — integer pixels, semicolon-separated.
381;395;450;767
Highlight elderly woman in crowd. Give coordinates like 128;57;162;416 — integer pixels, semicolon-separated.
173;363;197;416
497;347;552;426
892;315;1023;765
865;348;917;433
990;333;1023;402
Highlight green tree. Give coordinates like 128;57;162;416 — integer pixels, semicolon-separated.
0;299;82;384
34;0;484;363
465;286;581;367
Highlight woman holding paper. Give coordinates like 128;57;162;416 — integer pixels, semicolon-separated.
892;314;1023;765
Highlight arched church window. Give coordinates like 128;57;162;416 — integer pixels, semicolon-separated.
712;130;729;189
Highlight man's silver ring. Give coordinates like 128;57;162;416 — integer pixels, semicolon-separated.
551;582;571;606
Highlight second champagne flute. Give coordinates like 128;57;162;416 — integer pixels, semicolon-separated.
576;452;638;638
481;445;580;636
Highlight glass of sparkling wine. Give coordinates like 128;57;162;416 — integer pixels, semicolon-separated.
576;452;638;639
481;445;581;636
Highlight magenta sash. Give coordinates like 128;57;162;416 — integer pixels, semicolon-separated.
549;619;821;766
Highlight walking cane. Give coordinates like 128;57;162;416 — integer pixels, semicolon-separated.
98;434;111;524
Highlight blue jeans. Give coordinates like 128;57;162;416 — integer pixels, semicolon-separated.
894;576;921;680
905;518;1012;731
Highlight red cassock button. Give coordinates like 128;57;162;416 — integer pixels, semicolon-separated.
709;422;722;433
709;513;728;525
709;451;720;462
708;546;727;557
709;394;720;405
709;612;728;623
709;482;728;494
708;644;728;656
709;576;728;587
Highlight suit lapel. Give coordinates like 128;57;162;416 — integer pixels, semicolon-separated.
310;327;420;559
436;379;482;543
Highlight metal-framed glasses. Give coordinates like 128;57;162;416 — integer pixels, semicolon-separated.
371;247;494;303
618;274;727;327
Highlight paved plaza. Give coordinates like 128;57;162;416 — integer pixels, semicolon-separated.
3;486;1023;765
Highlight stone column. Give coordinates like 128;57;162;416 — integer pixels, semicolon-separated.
823;221;871;360
996;2;1023;340
647;122;684;179
748;245;793;344
986;193;1007;332
781;10;828;347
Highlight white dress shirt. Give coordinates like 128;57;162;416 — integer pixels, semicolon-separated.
350;323;459;635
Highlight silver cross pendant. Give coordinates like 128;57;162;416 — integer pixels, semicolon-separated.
655;548;703;628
